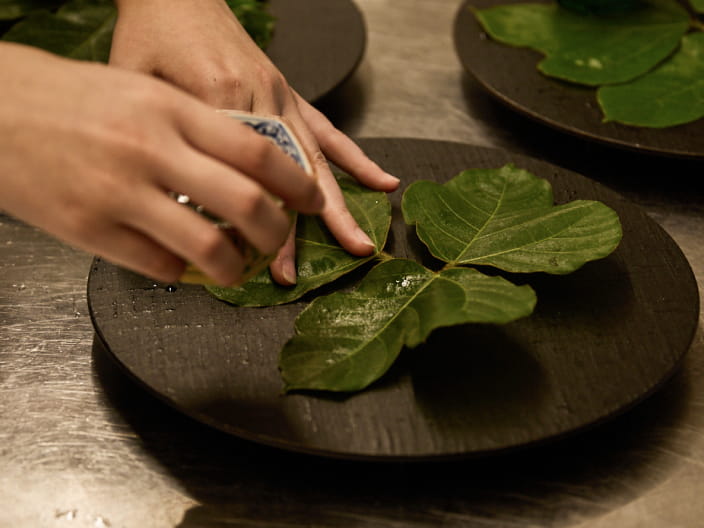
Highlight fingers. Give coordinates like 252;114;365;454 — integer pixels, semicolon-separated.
272;93;380;256
293;92;400;192
163;150;297;256
119;184;248;286
174;106;324;215
316;172;378;257
68;220;188;284
269;226;297;286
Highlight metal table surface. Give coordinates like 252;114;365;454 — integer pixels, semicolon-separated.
1;1;703;526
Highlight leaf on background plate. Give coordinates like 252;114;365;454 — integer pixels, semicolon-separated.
279;259;536;393
0;0;63;20
1;0;274;60
598;32;704;127
474;0;690;85
207;177;392;307
402;164;622;274
2;0;116;61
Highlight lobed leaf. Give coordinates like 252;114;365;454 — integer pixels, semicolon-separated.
474;0;690;86
207;177;392;307
280;259;536;393
402;164;622;274
598;32;704;127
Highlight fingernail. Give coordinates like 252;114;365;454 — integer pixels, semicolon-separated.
384;173;401;185
356;227;376;250
281;256;297;285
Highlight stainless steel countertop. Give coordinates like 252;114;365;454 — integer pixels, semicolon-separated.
2;1;703;526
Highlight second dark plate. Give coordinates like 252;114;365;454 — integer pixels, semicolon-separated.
267;0;365;102
454;0;704;159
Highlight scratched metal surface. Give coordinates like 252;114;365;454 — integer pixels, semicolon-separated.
1;1;703;527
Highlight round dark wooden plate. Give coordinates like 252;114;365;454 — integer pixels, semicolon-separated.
267;0;365;102
87;138;700;461
454;0;704;159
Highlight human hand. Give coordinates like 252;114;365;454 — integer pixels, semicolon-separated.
109;0;400;285
0;43;324;286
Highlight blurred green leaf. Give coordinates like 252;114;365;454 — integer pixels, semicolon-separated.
690;0;704;14
598;32;704;127
1;0;273;61
0;0;63;21
2;0;115;61
474;0;690;85
226;0;275;48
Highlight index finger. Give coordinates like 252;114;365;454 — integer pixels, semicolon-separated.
173;101;324;214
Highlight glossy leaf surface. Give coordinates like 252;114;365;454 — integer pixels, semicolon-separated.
207;177;392;307
474;0;690;85
598;32;704;127
280;259;537;392
1;0;273;60
402;164;622;274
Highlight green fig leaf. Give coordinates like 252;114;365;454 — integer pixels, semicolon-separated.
597;32;704;127
280;259;536;393
402;164;622;274
691;0;704;14
207;177;392;307
1;0;273;60
474;0;690;86
0;0;63;21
